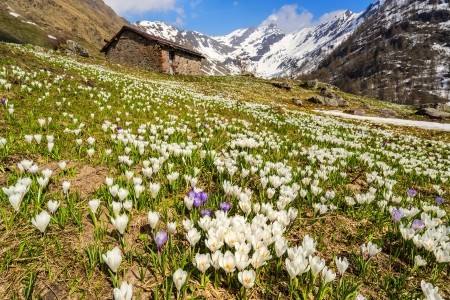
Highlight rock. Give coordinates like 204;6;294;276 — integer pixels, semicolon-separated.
308;96;338;107
66;40;90;57
363;102;371;109
418;108;450;119
292;98;303;106
420;103;450;112
346;109;366;116
272;82;291;91
374;109;398;117
335;95;349;107
320;87;335;98
304;79;318;90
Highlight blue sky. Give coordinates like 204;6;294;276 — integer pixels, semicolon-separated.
103;0;375;36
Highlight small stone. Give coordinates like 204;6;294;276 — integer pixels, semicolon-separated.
294;99;303;106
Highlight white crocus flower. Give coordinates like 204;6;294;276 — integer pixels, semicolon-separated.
186;227;201;247
62;181;70;194
47;200;60;215
31;210;51;233
123;200;133;212
88;199;101;214
335;257;349;275
149;182;160;199
37;177;49;188
9;194;22;211
113;282;132;300
102;246;122;274
134;185;144;199
238;269;256;289
414;255;427;267
168;221;177;234
148;211;159;229
219;251;236;273
182;219;193;231
193;253;211;273
58;161;67;170
105;177;114;187
117;188;129;202
173;268;187;292
309;256;325;277
87;148;95;157
111;201;122;216
41;169;53;178
321;266;336;285
111;214;128;236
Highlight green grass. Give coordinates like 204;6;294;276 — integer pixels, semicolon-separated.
0;42;449;300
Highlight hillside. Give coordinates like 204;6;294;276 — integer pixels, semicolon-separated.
0;0;129;55
0;42;449;299
299;0;450;105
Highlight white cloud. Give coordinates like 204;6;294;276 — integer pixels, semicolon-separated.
259;5;346;34
190;0;202;8
103;0;177;15
173;17;185;27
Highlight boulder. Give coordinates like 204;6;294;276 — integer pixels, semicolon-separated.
308;96;338;107
304;79;318;90
375;109;398;117
66;40;90;57
420;103;450;112
320;87;335;98
418;108;450;119
363;102;371;109
346;109;366;116
335;95;349;107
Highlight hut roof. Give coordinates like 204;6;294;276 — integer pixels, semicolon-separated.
100;26;205;58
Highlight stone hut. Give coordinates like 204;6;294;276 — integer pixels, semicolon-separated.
100;26;205;75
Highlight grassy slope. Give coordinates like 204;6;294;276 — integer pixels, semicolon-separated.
0;43;449;299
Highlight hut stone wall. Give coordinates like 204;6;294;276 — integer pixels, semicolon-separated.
105;31;163;72
104;30;202;75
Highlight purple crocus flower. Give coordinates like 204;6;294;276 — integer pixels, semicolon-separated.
382;141;387;147
200;208;212;216
116;126;122;131
436;197;445;205
220;202;231;212
391;209;404;224
1;99;6;105
154;230;168;252
193;197;203;209
200;192;209;204
407;190;417;197
168;99;173;103
201;122;207;128
412;219;424;231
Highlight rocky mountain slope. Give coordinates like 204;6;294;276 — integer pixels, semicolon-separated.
0;0;129;55
300;0;450;105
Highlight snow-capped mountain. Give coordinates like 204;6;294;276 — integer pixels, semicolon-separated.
133;1;384;77
135;0;439;82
